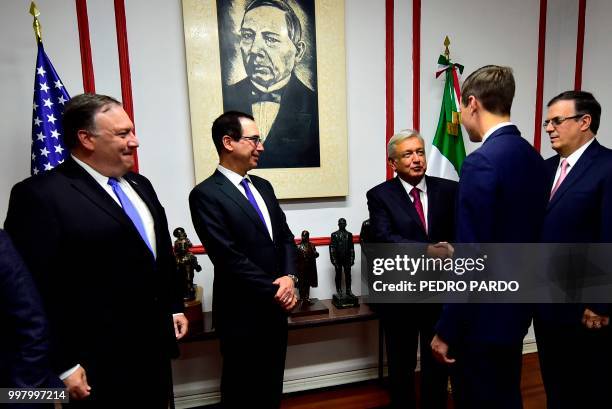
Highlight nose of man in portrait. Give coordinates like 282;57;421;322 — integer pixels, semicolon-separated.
240;4;306;89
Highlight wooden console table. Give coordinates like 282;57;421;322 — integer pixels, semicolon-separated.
182;297;384;380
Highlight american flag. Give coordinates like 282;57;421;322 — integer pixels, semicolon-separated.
31;41;70;175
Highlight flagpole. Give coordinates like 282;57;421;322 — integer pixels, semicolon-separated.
29;2;42;43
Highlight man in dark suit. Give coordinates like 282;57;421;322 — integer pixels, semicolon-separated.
4;93;187;407
189;111;297;408
431;66;549;409
1;229;63;397
367;129;457;409
535;90;612;409
223;0;319;168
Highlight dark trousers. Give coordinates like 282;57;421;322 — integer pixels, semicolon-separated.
379;305;449;409
450;342;524;409
534;319;612;409
220;328;288;409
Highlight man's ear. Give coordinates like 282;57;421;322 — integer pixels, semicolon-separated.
222;135;235;152
294;41;306;62
579;114;592;132
77;130;95;152
388;157;397;171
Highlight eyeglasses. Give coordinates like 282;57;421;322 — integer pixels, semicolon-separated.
543;114;584;128
240;136;261;147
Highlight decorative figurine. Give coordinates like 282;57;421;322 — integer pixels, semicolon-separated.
173;227;204;333
296;230;319;304
173;227;201;302
330;218;359;308
291;230;329;317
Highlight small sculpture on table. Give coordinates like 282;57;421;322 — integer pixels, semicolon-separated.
173;227;204;333
330;218;359;308
291;230;329;317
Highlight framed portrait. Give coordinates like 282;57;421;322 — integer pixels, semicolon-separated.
182;0;348;199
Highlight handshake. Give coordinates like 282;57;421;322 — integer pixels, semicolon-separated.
426;241;454;259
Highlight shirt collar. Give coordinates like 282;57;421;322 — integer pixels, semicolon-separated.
251;75;291;94
217;164;252;188
482;121;514;143
561;136;595;168
399;175;428;194
72;154;115;185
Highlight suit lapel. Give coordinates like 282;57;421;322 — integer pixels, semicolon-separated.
425;176;439;236
548;140;601;210
391;177;428;236
124;174;164;254
62;159;134;230
250;177;278;242
214;171;272;240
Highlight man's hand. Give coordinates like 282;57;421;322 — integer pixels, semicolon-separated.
273;276;297;311
582;308;610;330
63;366;91;400
427;242;455;259
173;313;189;339
431;334;456;364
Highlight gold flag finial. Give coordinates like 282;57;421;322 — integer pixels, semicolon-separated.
444;36;451;59
29;2;42;43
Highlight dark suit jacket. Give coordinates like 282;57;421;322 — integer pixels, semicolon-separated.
0;229;62;390
189;170;297;337
4;159;182;388
366;175;457;311
436;125;549;345
223;76;320;168
538;139;612;322
367;175;457;245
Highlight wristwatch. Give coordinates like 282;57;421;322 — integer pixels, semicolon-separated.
287;274;299;285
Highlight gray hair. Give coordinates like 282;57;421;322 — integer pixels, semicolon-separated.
387;129;425;159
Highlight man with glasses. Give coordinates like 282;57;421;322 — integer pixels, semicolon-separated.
189;111;297;408
535;90;612;408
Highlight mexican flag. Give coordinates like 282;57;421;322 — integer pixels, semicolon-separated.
427;54;466;181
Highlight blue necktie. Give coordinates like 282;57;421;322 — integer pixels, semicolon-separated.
108;177;154;254
240;178;268;229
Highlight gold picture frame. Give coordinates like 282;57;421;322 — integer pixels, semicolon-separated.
181;0;348;199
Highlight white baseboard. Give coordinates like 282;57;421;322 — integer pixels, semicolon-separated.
174;367;381;408
174;340;539;408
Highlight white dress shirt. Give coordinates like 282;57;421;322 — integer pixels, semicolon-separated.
399;176;429;232
551;137;595;190
250;76;291;141
72;155;157;258
217;165;274;240
482;121;514;144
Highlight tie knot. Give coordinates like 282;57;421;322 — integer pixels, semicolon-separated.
410;187;420;199
108;177;119;187
240;178;249;188
560;158;568;170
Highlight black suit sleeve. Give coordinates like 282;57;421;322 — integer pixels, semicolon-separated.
189;187;279;300
134;175;184;315
0;230;59;388
4;182;78;375
264;179;297;277
367;189;411;243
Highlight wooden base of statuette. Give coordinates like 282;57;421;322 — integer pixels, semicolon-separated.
290;298;329;317
184;286;204;334
332;293;359;309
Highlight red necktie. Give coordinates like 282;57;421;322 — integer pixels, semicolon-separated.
410;187;427;232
